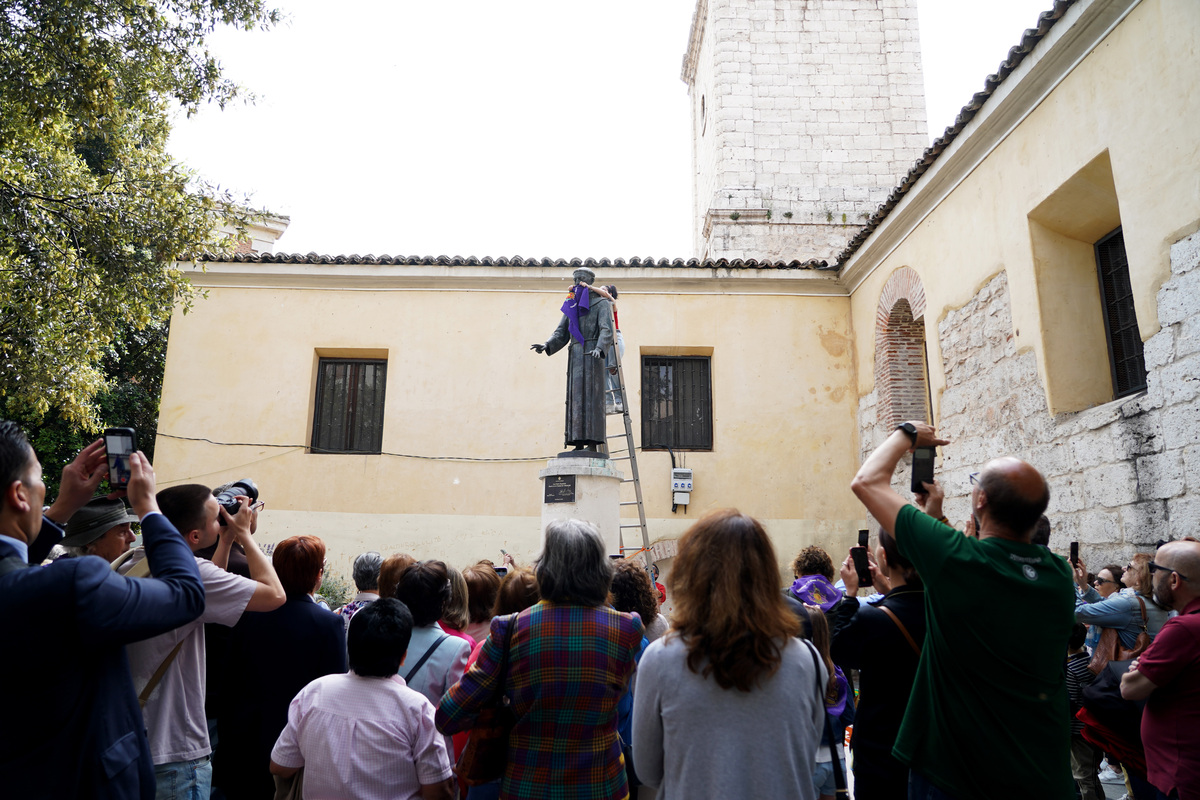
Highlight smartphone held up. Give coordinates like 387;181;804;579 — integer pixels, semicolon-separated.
851;529;872;587
910;446;936;494
103;427;138;488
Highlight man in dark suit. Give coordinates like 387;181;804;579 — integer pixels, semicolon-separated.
0;421;205;799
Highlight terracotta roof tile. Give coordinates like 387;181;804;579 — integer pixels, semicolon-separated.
834;0;1077;267
193;252;832;271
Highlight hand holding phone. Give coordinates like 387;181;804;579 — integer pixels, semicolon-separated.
104;428;138;489
910;446;936;494
850;529;872;586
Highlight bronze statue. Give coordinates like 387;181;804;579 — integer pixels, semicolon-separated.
531;267;615;452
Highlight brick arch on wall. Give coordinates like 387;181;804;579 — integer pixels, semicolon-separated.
875;267;929;428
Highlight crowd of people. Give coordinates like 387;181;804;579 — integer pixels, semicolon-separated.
1;416;1198;800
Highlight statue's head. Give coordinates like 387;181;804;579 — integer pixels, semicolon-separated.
572;267;596;286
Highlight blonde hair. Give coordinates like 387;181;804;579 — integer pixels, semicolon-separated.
1129;553;1154;597
441;564;471;630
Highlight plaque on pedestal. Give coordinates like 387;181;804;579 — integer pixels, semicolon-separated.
539;457;624;555
544;475;576;503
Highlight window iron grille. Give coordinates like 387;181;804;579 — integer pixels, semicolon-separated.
311;358;387;454
641;356;712;450
1095;228;1146;398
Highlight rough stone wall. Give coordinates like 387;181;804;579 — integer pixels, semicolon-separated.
703;212;863;262
858;233;1200;565
685;0;928;261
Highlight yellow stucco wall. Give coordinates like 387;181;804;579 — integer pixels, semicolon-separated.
156;0;1200;581
847;0;1200;416
156;274;864;575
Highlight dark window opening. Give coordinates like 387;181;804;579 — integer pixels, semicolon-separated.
641;356;712;451
1095;228;1146;398
311;358;387;454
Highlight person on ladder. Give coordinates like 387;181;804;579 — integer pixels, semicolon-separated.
593;284;624;414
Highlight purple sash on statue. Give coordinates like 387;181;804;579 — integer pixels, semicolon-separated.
560;284;592;345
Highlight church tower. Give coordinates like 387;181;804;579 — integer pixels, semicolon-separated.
682;0;928;262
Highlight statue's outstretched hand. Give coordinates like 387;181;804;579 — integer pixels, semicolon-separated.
531;343;547;354
588;348;604;359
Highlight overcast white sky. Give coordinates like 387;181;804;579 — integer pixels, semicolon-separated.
167;0;1054;260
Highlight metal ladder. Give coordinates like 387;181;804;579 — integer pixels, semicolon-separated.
603;346;651;568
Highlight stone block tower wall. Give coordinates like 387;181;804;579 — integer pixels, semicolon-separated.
857;231;1200;564
682;0;928;262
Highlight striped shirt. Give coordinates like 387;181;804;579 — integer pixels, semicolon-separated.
437;601;644;800
272;672;451;800
1064;651;1094;736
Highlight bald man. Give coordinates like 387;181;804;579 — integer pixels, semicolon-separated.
1121;540;1200;800
851;421;1075;800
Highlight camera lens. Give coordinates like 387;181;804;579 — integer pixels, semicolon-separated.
212;479;259;524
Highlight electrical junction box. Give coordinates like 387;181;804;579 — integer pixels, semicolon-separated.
672;468;693;505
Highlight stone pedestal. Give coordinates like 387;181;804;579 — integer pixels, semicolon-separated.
539;456;625;556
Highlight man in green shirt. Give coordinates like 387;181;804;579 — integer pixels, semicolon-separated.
851;421;1075;799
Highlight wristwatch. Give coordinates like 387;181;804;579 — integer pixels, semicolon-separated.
896;422;918;445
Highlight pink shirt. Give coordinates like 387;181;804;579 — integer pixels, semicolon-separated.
272;672;452;800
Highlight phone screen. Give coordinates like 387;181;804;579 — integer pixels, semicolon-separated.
104;428;137;488
911;446;936;494
850;547;871;586
1070;541;1079;565
493;566;508;577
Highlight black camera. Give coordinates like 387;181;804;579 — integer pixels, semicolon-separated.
213;479;259;524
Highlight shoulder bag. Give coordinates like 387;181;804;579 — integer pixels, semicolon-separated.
1079;659;1146;779
1087;595;1152;675
456;614;518;786
272;767;304;800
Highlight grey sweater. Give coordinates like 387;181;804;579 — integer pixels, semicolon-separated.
631;634;827;800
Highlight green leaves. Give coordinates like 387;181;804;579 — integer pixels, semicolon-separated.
0;0;276;429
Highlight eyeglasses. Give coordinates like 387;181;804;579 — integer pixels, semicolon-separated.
1148;561;1190;582
969;472;980;486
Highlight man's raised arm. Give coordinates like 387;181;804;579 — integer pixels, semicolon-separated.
77;451;205;645
32;439;109;563
221;499;286;611
850;421;948;536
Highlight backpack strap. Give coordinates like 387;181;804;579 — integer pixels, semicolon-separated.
139;639;186;709
880;605;921;656
1134;595;1148;631
404;634;450;683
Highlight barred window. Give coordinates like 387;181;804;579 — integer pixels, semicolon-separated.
311;359;387;454
1095;228;1146;398
641;356;712;450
